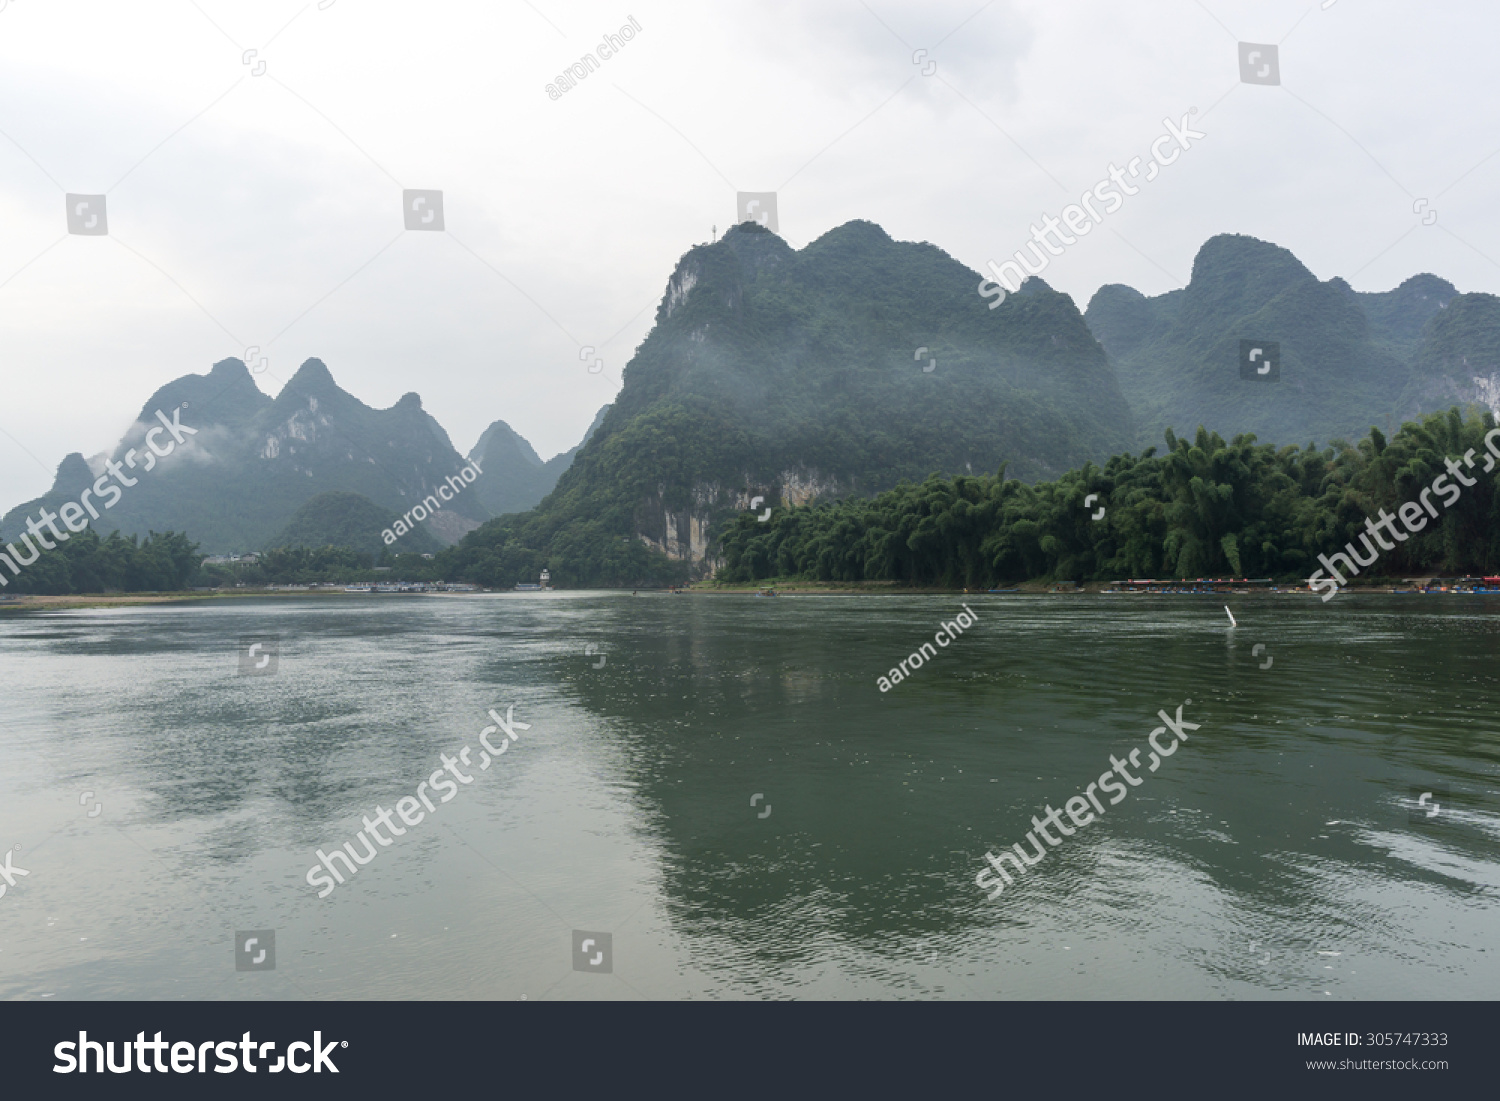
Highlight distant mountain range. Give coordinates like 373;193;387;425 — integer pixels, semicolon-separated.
0;357;605;555
6;221;1496;582
1084;233;1498;447
445;222;1500;586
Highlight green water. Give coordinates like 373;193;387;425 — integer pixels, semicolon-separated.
0;592;1495;999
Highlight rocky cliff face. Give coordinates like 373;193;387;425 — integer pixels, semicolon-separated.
1399;292;1500;422
633;467;845;574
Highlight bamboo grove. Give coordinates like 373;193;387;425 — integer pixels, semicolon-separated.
717;408;1500;587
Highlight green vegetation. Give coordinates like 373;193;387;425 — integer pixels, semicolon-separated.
434;401;733;587
3;535;448;594
0;530;200;594
10;226;1500;594
269;491;441;557
716;408;1500;587
1084;235;1479;450
437;220;1140;586
606;220;1136;486
1402;291;1500;416
14;406;1500;593
200;545;442;586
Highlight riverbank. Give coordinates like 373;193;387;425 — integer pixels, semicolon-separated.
0;589;371;612
688;578;1421;596
0;578;1474;610
0;592;228;612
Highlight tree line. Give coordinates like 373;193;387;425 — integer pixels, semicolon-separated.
716;408;1500;586
0;530;201;595
12;407;1500;594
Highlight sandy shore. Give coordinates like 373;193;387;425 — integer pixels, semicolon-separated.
0;592;232;612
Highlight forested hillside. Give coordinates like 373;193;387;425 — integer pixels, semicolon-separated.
11;225;1499;594
1085;235;1423;448
1081;234;1500;453
716;408;1500;587
268;491;442;557
437;219;1139;586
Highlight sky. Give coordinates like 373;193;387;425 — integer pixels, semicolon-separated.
1;0;1497;514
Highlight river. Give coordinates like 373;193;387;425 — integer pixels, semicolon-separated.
1;592;1495;999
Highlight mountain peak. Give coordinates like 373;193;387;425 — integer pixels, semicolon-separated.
51;452;93;494
209;356;252;379
1190;233;1315;288
471;419;542;469
287;357;338;391
810;219;893;248
1393;272;1459;300
717;220;795;269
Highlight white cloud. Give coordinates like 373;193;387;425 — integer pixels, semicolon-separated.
2;0;1497;513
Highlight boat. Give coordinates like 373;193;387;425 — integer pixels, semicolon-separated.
344;585;374;593
755;588;778;597
988;588;1020;593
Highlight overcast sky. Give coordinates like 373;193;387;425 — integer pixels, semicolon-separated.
2;0;1496;514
